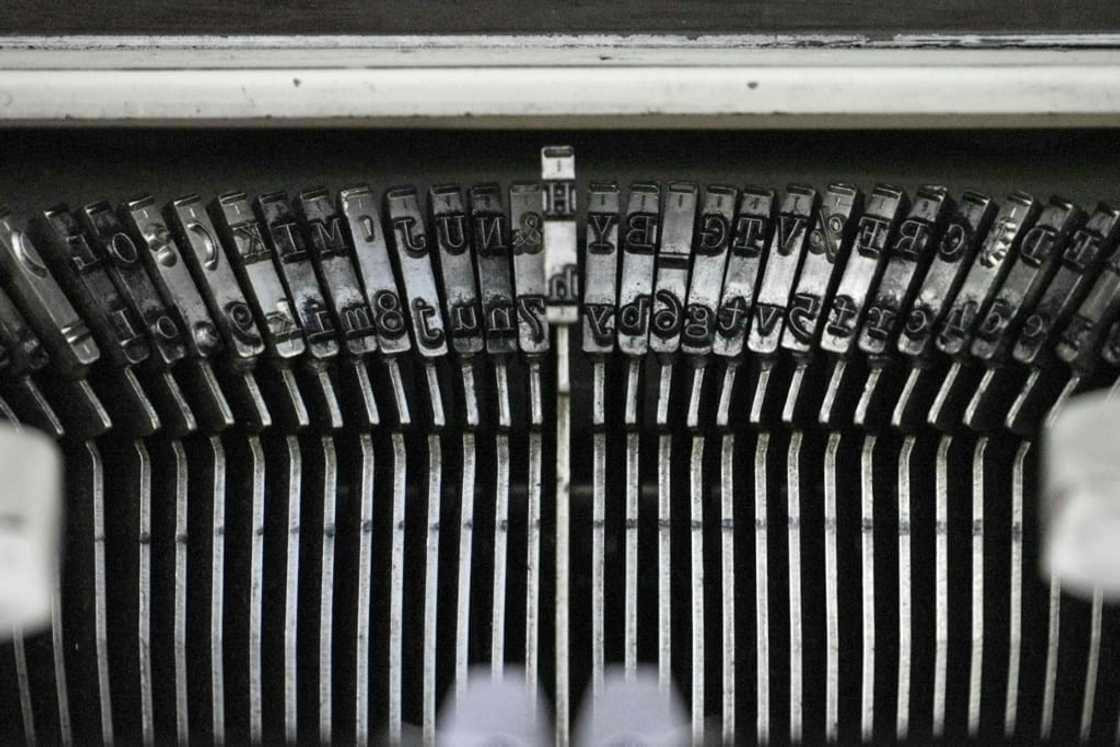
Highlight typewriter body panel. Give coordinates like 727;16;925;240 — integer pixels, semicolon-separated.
1;15;1120;745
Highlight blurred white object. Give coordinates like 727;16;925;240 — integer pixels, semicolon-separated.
1043;390;1120;600
0;424;61;636
574;667;689;746
439;666;549;746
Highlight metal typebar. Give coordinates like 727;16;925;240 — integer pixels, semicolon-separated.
279;436;301;744
625;431;640;679
592;427;606;697
317;436;338;744
933;435;951;738
354;434;375;745
861;435;877;742
388;432;406;741
690;434;705;743
787;431;804;742
658;432;673;693
492;433;510;680
527;429;543;717
1081;588;1103;742
423;433;442;744
1041;577;1060;740
583;180;620;699
171;440;190;745
1005;441;1029;737
720;433;736;743
897;435;916;740
968;437;986;738
455;432;476;704
543;145;577;744
824;431;840;741
755;432;771;744
245;436;265;744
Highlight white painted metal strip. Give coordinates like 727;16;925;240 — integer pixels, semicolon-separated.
0;66;1119;126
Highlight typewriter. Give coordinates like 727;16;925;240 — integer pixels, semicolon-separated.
2;23;1120;747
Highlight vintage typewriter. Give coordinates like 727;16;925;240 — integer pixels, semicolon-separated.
2;19;1120;747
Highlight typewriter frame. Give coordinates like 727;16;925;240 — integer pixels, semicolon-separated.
1;33;1119;128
